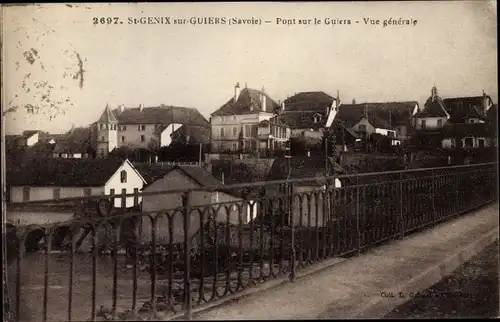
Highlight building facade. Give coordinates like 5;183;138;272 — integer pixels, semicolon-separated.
92;104;210;158
8;158;146;208
210;83;290;155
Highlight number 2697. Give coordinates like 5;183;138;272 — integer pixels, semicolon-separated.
93;17;121;24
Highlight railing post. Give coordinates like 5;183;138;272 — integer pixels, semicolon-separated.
356;176;361;255
431;169;436;226
288;182;296;282
182;192;192;320
399;172;404;240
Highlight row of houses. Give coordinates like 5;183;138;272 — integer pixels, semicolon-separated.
6;83;497;163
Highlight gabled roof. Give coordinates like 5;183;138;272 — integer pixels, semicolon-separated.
211;88;280;116
175;166;223;189
7;158;137;187
97;105;118;123
22;130;42;138
283;91;336;112
336;102;417;129
113;105;209;126
442;96;489;122
280;91;338;129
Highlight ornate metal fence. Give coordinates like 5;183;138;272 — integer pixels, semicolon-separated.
4;162;498;321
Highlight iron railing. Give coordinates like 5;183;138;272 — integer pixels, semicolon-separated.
3;162;498;321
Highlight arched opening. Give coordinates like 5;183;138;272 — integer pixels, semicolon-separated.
51;226;72;250
24;229;45;253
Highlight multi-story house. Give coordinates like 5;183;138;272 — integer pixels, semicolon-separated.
334;100;419;143
210;83;290;156
280;91;340;149
92;104;210;158
413;87;495;149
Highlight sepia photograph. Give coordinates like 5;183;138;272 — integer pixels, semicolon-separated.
1;1;498;321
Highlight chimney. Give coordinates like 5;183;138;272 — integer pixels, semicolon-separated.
352;98;356;104
119;104;126;114
431;86;438;101
139;104;144;112
234;82;241;102
261;87;266;111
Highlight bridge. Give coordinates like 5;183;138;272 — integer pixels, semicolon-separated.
3;162;498;321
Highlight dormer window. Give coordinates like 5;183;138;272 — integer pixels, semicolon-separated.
313;113;322;124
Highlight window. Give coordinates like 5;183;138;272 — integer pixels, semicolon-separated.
232;115;236;121
84;188;92;196
437;119;443;127
232;127;237;136
22;187;30;201
464;137;474;148
101;136;105;142
251;125;258;138
388;131;395;138
451;138;456;148
100;148;105;155
221;116;225;122
26;105;34;114
121;136;125;143
120;170;127;183
244;125;251;137
53;188;61;200
140;135;145;142
478;138;485;148
100;124;104;130
421;120;426;129
220;128;225;137
358;124;366;132
138;125;146;131
232;143;237;150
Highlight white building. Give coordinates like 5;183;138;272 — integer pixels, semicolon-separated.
8;158;146;208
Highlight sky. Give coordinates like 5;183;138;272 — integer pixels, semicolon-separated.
2;1;498;135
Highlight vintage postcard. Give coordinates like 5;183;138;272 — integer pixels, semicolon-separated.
1;2;498;321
